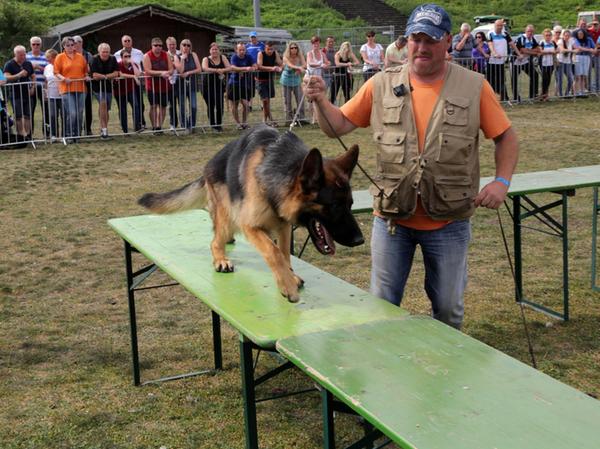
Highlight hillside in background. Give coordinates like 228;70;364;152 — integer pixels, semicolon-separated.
386;0;594;31
27;0;365;31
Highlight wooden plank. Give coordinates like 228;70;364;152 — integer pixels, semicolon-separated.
277;316;600;449
108;210;408;349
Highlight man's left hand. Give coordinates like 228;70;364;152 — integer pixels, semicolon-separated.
474;181;509;209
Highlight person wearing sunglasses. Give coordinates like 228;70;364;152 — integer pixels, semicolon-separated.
173;39;201;132
26;36;49;138
143;37;173;133
115;50;143;134
280;41;306;125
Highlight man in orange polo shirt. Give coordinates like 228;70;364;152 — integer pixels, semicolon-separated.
54;36;89;142
304;3;519;329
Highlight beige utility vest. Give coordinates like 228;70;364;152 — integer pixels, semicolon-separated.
369;62;484;220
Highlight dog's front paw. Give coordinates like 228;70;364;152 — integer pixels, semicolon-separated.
281;287;300;303
293;273;305;289
214;258;234;273
279;274;300;303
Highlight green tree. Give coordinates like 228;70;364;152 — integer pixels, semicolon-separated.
0;1;48;61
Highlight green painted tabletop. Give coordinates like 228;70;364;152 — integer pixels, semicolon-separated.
108;210;408;349
277;316;600;449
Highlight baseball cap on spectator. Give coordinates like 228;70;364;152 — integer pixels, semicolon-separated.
404;3;452;40
249;31;257;37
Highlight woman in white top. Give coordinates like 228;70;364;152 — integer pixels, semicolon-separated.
306;35;329;77
306;35;329;122
556;29;575;96
360;31;384;81
43;49;62;139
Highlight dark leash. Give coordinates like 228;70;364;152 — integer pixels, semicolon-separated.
496;205;538;368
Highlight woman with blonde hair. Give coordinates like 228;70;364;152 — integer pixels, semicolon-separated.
280;41;306;124
332;41;359;104
174;39;201;131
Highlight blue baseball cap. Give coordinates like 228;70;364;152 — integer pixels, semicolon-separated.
404;3;452;40
249;31;257;37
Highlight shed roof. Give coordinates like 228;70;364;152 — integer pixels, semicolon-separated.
47;4;234;38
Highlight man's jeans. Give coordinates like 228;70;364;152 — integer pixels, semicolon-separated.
61;92;85;138
370;217;471;329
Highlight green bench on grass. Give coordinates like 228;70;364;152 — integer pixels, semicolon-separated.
109;208;600;449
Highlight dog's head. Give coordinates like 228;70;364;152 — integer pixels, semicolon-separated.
296;145;364;255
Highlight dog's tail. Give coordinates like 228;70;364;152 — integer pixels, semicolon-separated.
138;177;207;214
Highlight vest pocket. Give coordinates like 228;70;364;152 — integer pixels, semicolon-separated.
426;175;475;217
374;131;406;178
382;97;404;124
443;96;470;126
369;180;415;216
436;132;474;166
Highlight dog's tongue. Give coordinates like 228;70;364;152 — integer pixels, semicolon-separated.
308;218;336;255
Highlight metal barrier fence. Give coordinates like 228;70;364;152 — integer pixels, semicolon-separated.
1;56;598;149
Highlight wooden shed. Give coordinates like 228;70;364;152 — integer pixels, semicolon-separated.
43;4;234;58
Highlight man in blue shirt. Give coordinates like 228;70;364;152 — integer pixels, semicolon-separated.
228;43;257;129
246;31;264;111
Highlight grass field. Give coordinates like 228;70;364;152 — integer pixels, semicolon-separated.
1;97;599;449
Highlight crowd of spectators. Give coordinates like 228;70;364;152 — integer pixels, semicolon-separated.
1;22;599;146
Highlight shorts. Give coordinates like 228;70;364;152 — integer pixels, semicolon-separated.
257;80;276;99
227;84;252;102
147;91;168;107
574;57;591;76
93;91;113;109
11;95;32;119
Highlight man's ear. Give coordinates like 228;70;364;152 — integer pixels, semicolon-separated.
334;144;359;178
300;148;324;193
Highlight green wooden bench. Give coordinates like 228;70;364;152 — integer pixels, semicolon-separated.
277;316;600;449
108;210;408;448
352;164;600;321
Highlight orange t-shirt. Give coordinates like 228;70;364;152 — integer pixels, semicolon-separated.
341;71;511;230
54;52;88;94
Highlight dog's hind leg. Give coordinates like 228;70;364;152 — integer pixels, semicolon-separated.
242;225;300;302
277;223;304;289
207;184;235;273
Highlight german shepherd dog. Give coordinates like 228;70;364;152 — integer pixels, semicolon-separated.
139;125;364;302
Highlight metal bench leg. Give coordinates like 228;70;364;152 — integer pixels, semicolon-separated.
593;187;600;290
240;336;259;449
212;311;222;370
125;241;141;386
322;389;336;449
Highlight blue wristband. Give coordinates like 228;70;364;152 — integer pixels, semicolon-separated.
495;176;511;187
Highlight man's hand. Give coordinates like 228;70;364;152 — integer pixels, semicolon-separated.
474;181;509;209
303;74;327;103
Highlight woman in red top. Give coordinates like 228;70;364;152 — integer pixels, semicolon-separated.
115;49;143;133
143;37;172;132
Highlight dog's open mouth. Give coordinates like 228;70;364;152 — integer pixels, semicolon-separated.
308;218;336;255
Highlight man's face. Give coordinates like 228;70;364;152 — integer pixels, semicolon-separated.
592;22;599;30
167;40;177;53
264;45;274;55
14;49;26;63
237;44;246;57
250;36;257;45
30;41;42;53
408;32;450;79
74;40;83;52
525;26;534;38
100;47;110;60
326;38;334;49
122;36;132;49
152;42;163;55
494;20;504;33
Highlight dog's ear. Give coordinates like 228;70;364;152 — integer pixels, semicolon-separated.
300;148;324;194
334;144;359;178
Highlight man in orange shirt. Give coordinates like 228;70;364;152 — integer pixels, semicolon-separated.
54;36;89;142
304;3;519;329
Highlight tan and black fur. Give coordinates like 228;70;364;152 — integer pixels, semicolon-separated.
139;125;363;302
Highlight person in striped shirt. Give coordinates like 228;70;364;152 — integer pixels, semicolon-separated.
26;36;49;137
